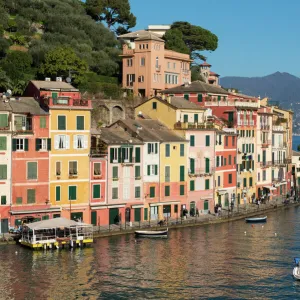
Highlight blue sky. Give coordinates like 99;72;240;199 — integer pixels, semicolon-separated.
130;0;300;78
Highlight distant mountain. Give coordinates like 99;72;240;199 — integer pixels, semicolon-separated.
221;72;300;109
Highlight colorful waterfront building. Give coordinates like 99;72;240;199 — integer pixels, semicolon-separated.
25;80;92;222
91;127;144;225
9;98;53;226
118;30;191;98
292;151;300;194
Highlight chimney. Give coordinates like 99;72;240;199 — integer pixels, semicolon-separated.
167;95;171;104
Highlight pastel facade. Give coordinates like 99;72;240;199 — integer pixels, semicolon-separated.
119;30;191;98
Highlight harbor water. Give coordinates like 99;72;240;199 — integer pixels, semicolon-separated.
1;207;300;299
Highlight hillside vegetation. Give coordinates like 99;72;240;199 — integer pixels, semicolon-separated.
0;0;122;95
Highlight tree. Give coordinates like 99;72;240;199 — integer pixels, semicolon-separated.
85;0;136;34
297;145;300;152
164;21;218;61
163;29;189;55
40;47;88;85
0;68;12;90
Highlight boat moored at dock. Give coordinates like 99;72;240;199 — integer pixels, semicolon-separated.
245;216;267;223
135;228;168;238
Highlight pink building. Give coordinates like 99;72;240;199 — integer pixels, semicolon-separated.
119;30;191;98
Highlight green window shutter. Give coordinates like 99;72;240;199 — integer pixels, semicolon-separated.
110;148;114;163
150;187;155;198
155;143;158;154
190;158;195;174
40;116;46;128
152;102;157;109
35;138;41;151
194;114;198;123
249;177;253;187
121;148;126;163
24;139;29;151
76;116;84;130
165;185;170;196
144;208;148;221
184;94;189;100
180;165;185;181
147;165;150;176
47;138;51;151
228;112;234;122
197;94;202;102
155;165;158;175
55;186;61;201
58;116;66;130
229;174;232;184
27;189;36;203
118;148;122;163
190;135;195;146
218;96;221;101
52;92;58;99
148;143;151;154
205;179;210;190
129;147;133;162
112;166;118;178
229;155;232;165
205;135;210;146
205;158;210;173
252;144;254;153
16;197;22;205
216;156;220;167
69;186;77;200
0;164;7;179
1;195;6;205
183;114;188;122
180;144;184;156
243;178;247;187
27;162;37;180
0;114;8;128
0;137;7;150
180;185;185;195
135;147;141;163
12;139;17;151
190;180;195;191
135;187;141;198
91;211;97;225
135;166;140;178
165;144;170;157
246;144;248;152
112;187;118;199
93;185;100;198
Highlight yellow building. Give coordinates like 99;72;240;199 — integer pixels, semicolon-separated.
49;97;91;222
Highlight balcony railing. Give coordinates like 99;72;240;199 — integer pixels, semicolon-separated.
260;161;272;168
260;124;270;130
189;167;215;176
261;140;272;148
234;101;259;108
174;121;215;130
272;159;291;166
272;125;284;132
51;98;90;107
90;148;108;157
73;99;89;107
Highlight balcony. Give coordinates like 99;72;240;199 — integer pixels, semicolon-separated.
174;121;214;130
260;161;272;168
14;117;33;134
50;97;91;108
189;167;215;177
234;101;259;108
90;147;108;157
69;171;78;178
261;140;271;148
272;159;291;166
156;65;161;72
272;125;284;132
237;120;249;126
260;124;270;130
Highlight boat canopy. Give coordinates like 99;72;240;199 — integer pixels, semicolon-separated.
24;217;90;230
294;258;300;265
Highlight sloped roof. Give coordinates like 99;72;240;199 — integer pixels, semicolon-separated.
30;80;79;91
9;97;48;115
161;81;229;95
119;119;187;142
135;32;164;42
200;61;211;67
118;30;162;40
0;100;12;111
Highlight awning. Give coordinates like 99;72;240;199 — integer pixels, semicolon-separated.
131;204;144;208
150;201;180;206
263;186;277;190
10;208;61;215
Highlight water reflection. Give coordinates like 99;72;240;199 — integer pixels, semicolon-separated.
0;208;300;299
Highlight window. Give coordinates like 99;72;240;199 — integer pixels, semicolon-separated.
184;94;189;100
232;136;235;146
74;135;87;149
27;189;36;203
56;161;61;176
243;178;247;187
263;170;266;181
13;138;28;151
229;155;232;165
0;164;7;180
140;57;145;66
180;185;185;195
127;74;135;86
258;172;260;182
205;135;210;146
36;138;50;151
135;187;141;198
228;174;232;184
40;116;46;129
190;135;195;147
76;116;84;130
165;144;170;157
249;177;253;187
218;176;221;186
165;166;170;182
94;163;101;176
180;166;185;181
0;114;8;128
180;144;184;156
152;102;157;110
112;187;118;199
16;197;22;205
224;158;227;166
55;135;69;150
135;147;141;163
147;165;158;176
194;114;198;123
148;143;158;154
174;205;178;213
58;116;66;130
1;195;6;205
144;208;148;220
110;147;119;163
138;75;144;82
150;187;155;198
225;136;228;146
183;114;188;123
205;179;210;190
155;57;159;68
27;162;37;180
127;58;133;67
197;94;202;102
121;147;132;162
190;158;195;174
93;184;101;199
165;186;170;196
56;186;61;201
69;161;78;175
0;137;6;150
112;166;118;179
68;186;77;200
135;165;141;179
190;180;195;191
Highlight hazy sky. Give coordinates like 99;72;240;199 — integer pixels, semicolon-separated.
130;0;300;78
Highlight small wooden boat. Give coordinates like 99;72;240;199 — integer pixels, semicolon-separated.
293;258;300;280
245;216;267;223
135;228;168;238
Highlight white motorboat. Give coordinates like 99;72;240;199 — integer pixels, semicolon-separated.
293;258;300;280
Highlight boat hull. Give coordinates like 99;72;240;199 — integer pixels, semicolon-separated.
135;229;168;238
245;216;267;223
293;267;300;280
